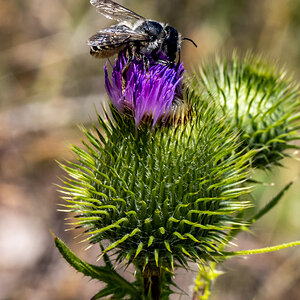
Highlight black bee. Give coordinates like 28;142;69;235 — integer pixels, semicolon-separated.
87;0;197;67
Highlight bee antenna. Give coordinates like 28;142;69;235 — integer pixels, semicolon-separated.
182;37;198;48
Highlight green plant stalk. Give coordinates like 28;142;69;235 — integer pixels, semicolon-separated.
248;181;294;224
193;241;300;299
142;265;162;300
144;274;160;300
220;241;300;257
228;180;294;241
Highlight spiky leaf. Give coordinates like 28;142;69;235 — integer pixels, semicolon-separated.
54;236;140;299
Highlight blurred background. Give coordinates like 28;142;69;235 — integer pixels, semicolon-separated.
0;0;300;299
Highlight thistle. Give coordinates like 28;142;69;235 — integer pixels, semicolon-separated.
104;50;185;126
192;53;300;169
54;43;300;299
56;50;254;299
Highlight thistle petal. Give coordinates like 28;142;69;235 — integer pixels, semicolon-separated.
104;50;185;126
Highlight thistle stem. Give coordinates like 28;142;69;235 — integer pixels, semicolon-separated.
143;275;161;299
151;275;161;300
142;265;162;300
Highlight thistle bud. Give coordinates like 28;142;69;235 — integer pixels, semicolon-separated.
192;53;300;169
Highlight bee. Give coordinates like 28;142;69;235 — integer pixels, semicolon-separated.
87;0;197;73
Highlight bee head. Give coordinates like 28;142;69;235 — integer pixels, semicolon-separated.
163;25;179;62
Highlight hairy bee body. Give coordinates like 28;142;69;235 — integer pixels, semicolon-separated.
88;0;182;64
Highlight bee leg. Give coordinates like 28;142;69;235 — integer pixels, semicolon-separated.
122;46;133;93
150;51;161;64
175;49;181;71
143;55;150;72
151;52;169;67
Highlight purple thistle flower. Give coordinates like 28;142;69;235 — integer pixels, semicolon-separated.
104;50;185;126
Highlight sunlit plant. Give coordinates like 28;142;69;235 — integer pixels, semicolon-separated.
53;2;300;300
192;53;300;169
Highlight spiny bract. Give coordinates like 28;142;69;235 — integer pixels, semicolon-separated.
58;98;251;274
192;53;300;169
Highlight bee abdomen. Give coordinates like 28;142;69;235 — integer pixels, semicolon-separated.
90;45;126;58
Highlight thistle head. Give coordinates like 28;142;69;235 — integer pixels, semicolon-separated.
104;50;186;127
192;53;300;169
58;101;251;275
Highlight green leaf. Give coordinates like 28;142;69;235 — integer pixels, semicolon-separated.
54;236;139;299
91;287;121;300
248;181;293;223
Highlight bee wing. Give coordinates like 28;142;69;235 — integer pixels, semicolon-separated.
87;25;150;47
90;0;145;22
